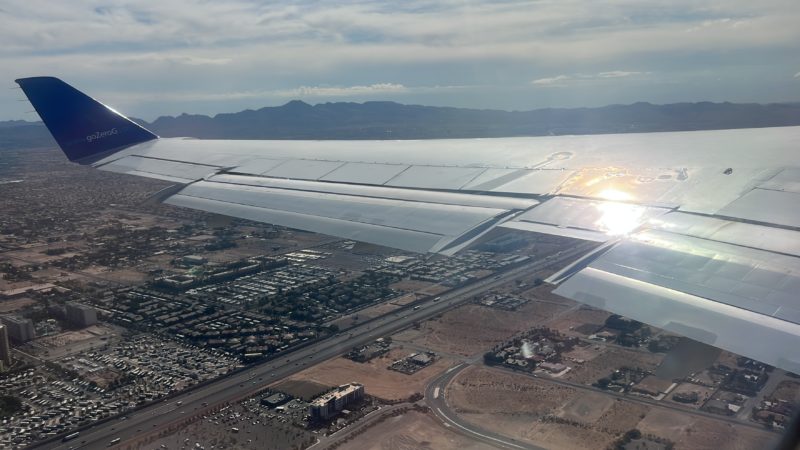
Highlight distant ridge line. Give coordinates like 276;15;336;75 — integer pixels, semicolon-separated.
2;100;800;148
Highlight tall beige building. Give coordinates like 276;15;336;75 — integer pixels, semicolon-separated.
0;324;11;369
308;383;365;421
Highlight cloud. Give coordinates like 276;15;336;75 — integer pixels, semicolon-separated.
2;1;798;63
531;75;571;85
1;0;800;118
285;83;408;97
795;71;800;78
532;71;649;86
597;71;644;78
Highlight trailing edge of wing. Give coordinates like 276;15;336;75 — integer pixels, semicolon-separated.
162;175;530;255
554;228;800;372
555;267;800;374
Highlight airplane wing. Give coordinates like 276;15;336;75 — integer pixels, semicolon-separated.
16;76;800;373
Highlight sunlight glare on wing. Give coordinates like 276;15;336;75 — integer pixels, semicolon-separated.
596;188;633;202
595;200;645;236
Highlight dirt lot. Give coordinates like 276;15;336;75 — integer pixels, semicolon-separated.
593;400;650;435
32;266;85;284
36;324;119;359
464;414;619;450
2;245;87;265
545;305;612;335
637;408;778;450
393;300;570;357
0;297;36;313
283;349;454;401
769;379;800;400
389;279;441;294
563;345;664;385
448;366;618;449
561;343;605;365
447;366;579;416
558;391;616;423
448;365;776;450
341;410;494;450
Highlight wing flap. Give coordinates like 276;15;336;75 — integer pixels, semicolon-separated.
553;227;800;372
553;267;800;374
164;176;524;254
650;212;800;257
206;174;538;210
165;194;445;253
176;180;505;235
97;155;221;183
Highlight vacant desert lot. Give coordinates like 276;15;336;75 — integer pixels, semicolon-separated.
563;345;665;385
446;366;619;448
341;410;495;450
638;408;778;450
446;365;777;450
394;300;570;357
284;349;455;401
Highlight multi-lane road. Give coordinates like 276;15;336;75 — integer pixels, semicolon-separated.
35;246;591;450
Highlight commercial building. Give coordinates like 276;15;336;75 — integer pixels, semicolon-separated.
308;383;364;421
261;392;291;408
0;324;11;368
182;255;208;266
66;303;98;328
0;315;35;343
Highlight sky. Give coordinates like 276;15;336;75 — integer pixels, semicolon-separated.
1;0;799;121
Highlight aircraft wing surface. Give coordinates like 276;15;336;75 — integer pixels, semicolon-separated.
16;76;800;373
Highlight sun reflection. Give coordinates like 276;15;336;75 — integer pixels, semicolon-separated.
595;202;644;235
593;190;643;236
596;188;633;202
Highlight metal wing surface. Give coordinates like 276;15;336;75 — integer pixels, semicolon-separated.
16;76;800;373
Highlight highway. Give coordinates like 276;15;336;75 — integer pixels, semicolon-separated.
36;246;592;450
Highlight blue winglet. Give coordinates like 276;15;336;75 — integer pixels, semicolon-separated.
15;77;157;163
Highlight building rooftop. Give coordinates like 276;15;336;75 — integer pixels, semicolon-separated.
310;383;364;406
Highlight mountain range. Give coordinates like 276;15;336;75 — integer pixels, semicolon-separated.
2;100;799;150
